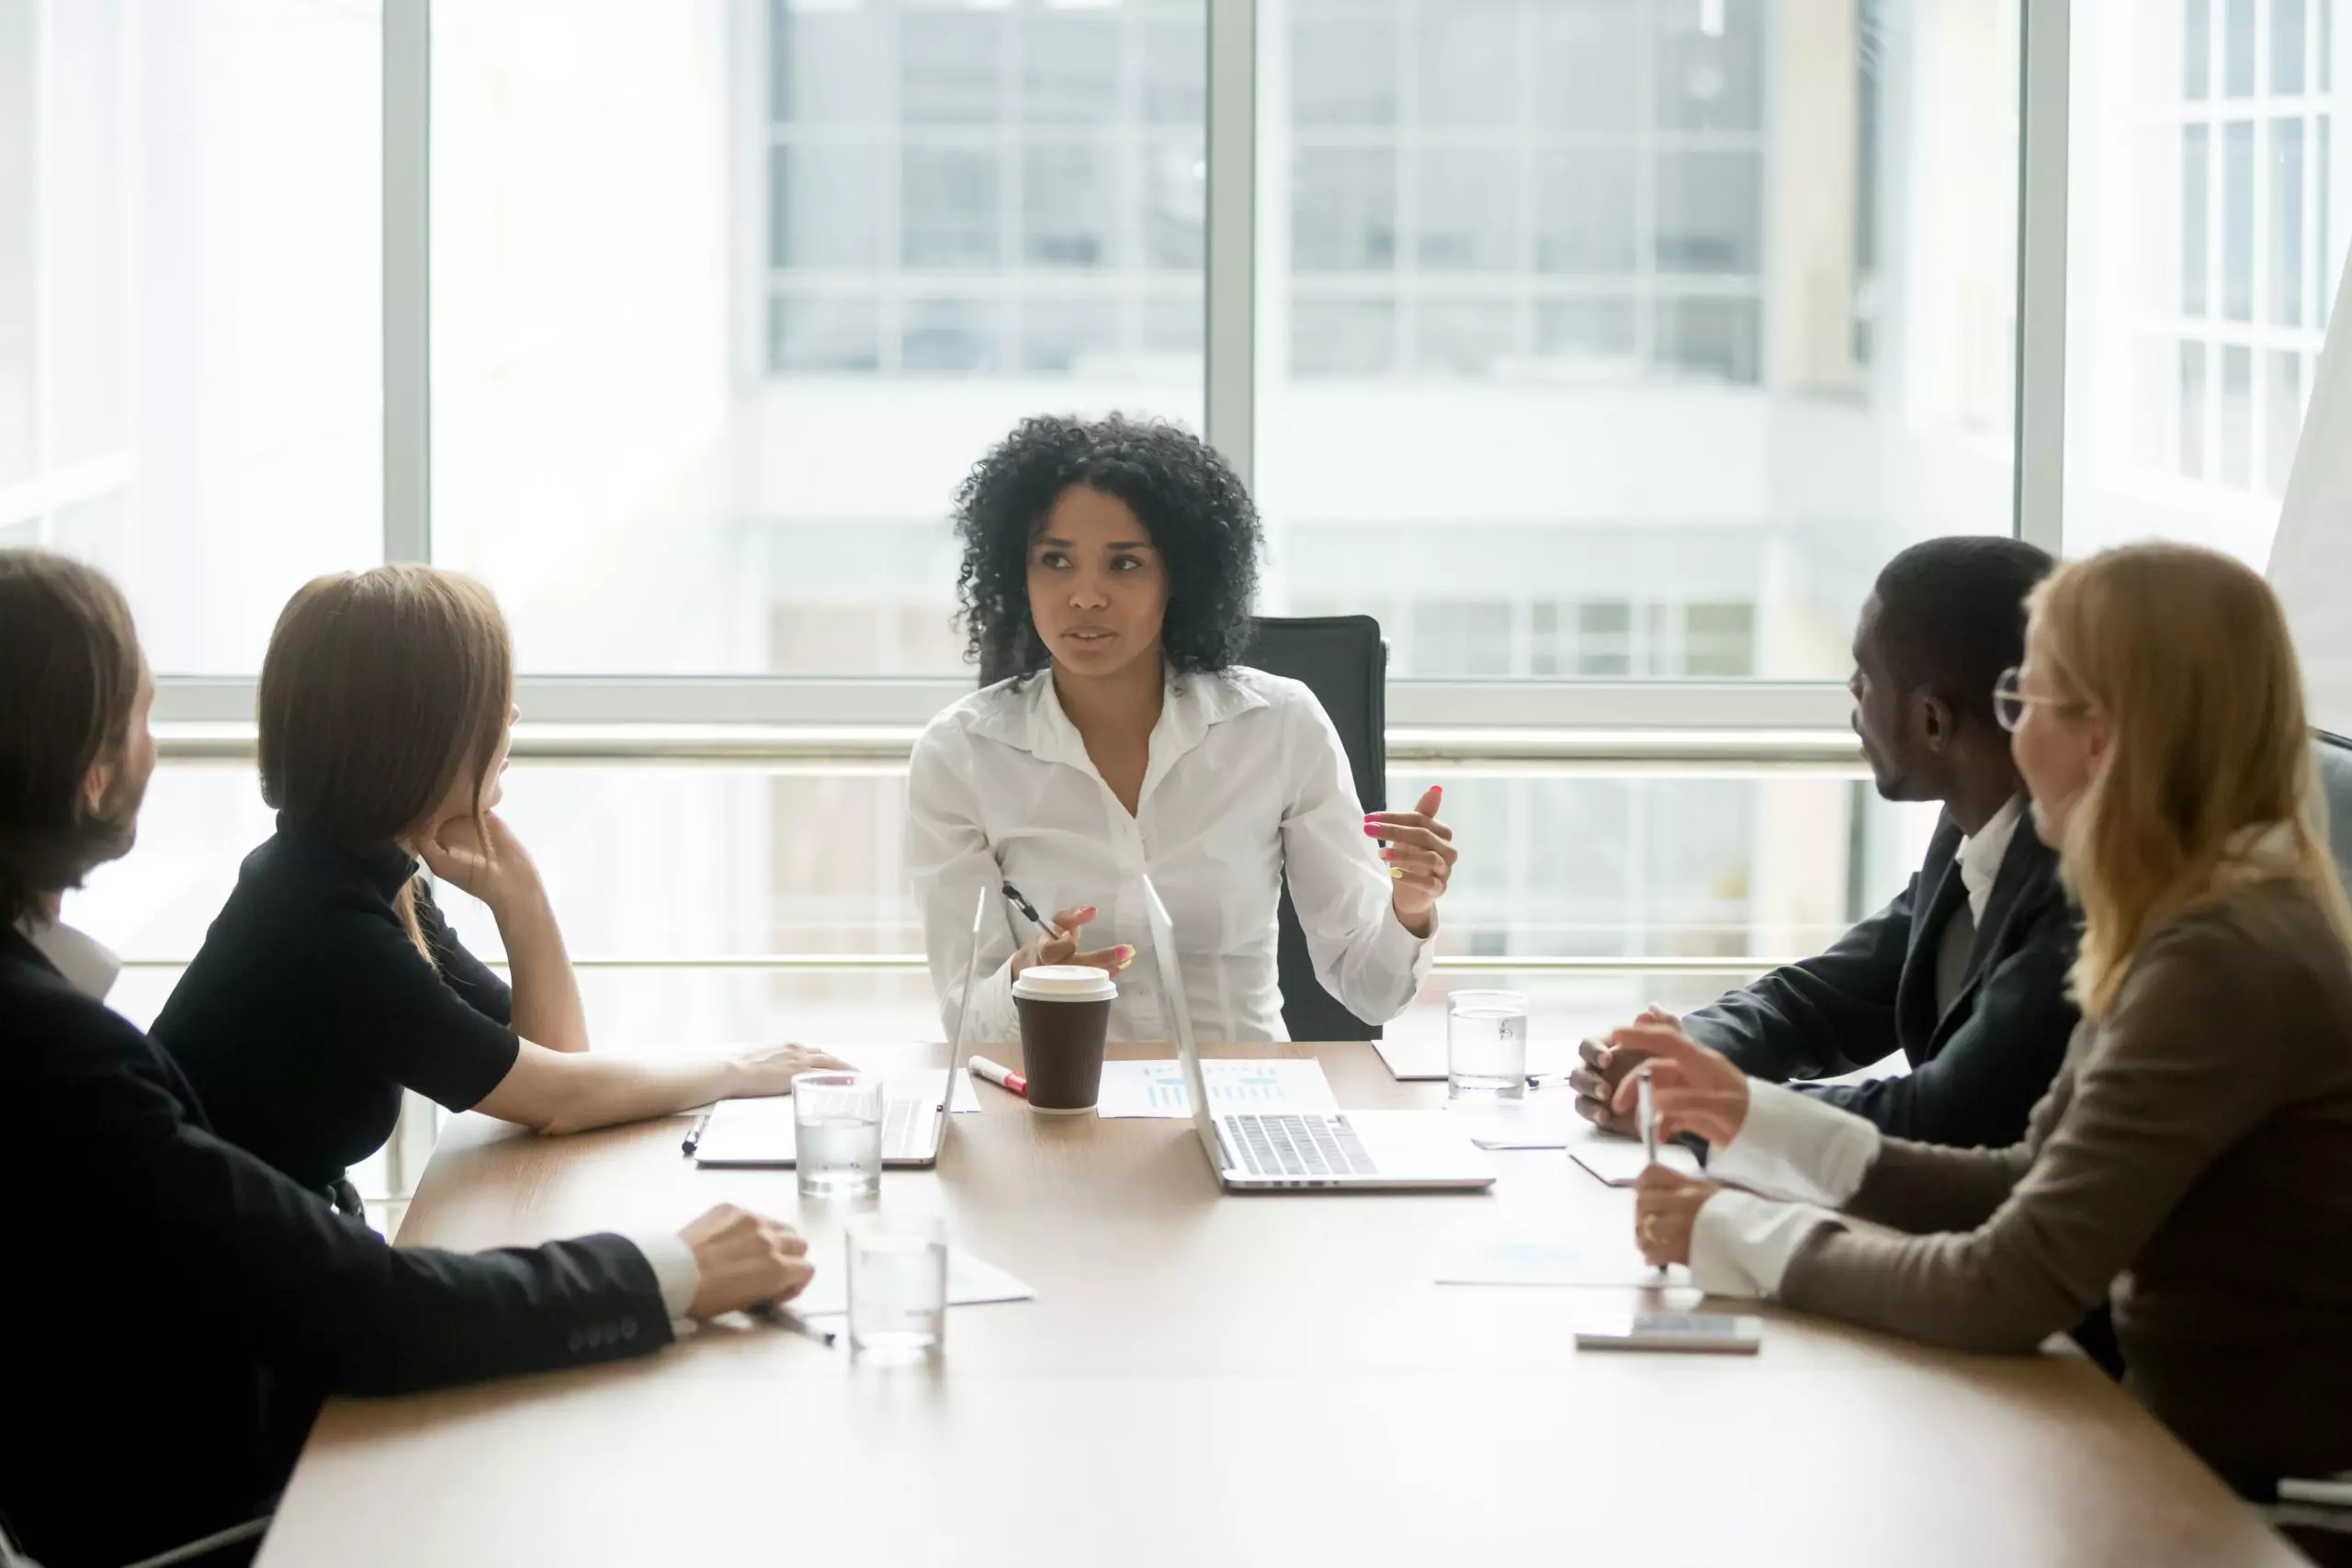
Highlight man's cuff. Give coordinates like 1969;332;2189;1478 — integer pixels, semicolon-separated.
1707;1078;1882;1206
626;1229;701;1322
1689;1189;1840;1299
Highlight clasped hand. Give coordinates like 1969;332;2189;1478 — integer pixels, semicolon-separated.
1565;1009;1756;1269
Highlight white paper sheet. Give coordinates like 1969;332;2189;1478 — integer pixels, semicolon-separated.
1437;1238;1697;1292
1568;1141;1702;1187
1091;1058;1340;1119
783;1249;1037;1321
1442;1094;1590;1149
1371;1035;1580;1083
689;1069;979;1166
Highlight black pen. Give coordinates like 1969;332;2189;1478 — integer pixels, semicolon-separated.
751;1300;836;1347
1001;880;1057;937
681;1108;714;1156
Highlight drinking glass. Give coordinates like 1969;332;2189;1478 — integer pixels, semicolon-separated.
846;1212;948;1362
1447;989;1530;1100
794;1071;884;1200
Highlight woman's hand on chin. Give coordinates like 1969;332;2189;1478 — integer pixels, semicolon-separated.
418;808;543;912
1368;785;1455;938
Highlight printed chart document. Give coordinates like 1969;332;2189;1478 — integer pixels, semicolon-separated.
1437;1238;1698;1292
1093;1058;1340;1119
1569;1141;1702;1187
783;1251;1036;1322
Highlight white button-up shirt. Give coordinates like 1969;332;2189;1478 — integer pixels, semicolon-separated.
906;665;1436;1044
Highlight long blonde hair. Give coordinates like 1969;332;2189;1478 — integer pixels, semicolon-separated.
258;565;514;957
2029;542;2352;1018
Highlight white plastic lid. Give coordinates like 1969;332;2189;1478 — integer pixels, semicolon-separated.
1012;964;1119;1002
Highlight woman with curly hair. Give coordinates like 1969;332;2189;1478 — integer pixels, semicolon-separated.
906;414;1460;1044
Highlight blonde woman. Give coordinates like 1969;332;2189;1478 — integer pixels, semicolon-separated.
1611;543;2352;1496
153;566;842;1209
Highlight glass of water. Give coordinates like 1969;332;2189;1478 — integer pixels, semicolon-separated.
1447;989;1530;1100
794;1071;884;1200
846;1212;948;1362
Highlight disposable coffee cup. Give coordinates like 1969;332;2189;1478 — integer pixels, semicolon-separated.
1011;965;1117;1113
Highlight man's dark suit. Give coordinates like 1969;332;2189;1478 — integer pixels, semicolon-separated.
1682;807;2079;1148
0;928;673;1568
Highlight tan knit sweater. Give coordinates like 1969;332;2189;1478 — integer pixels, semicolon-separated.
1782;877;2352;1487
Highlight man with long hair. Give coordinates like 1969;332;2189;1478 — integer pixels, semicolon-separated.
0;551;815;1568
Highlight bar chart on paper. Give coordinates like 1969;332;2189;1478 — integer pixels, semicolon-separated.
1093;1059;1340;1119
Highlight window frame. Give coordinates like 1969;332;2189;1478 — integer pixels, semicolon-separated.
148;0;2076;764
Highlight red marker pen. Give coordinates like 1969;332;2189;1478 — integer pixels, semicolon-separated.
968;1055;1028;1098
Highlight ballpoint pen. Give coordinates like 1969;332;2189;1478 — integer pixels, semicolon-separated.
681;1107;715;1156
1638;1066;1657;1169
1001;879;1057;937
752;1300;837;1347
1637;1066;1668;1280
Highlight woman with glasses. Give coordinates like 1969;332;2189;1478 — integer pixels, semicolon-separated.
1614;543;2352;1502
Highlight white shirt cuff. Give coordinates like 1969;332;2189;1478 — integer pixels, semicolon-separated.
1688;1189;1841;1299
971;954;1022;1043
626;1229;701;1323
1374;900;1438;987
1707;1078;1882;1207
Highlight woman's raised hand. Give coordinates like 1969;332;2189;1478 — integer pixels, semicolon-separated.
1368;785;1456;937
1008;904;1133;980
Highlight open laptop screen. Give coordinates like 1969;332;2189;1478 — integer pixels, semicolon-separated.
1138;875;1223;1170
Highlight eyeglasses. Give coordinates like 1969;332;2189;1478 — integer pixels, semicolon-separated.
1992;666;2066;733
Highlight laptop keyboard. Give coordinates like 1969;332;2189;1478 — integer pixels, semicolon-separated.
881;1094;922;1155
1227;1113;1378;1179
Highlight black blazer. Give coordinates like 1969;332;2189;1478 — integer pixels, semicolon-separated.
1680;807;2079;1147
0;929;671;1568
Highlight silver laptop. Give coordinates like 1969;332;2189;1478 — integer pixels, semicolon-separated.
689;885;988;1169
1140;876;1495;1192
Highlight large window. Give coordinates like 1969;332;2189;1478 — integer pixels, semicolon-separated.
0;0;382;674
1260;0;2023;682
428;0;1206;676
2066;0;2352;562
17;0;2142;1219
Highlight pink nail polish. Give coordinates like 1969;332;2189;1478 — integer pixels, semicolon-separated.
1363;822;1382;837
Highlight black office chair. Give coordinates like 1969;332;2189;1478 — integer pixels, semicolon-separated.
978;614;1391;1042
0;1509;270;1568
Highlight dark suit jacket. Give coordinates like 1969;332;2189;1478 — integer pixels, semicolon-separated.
1680;807;2079;1147
0;929;673;1568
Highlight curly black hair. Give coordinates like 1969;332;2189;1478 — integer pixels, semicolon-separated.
953;413;1262;680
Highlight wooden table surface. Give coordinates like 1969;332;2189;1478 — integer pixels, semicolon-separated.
259;1041;2307;1568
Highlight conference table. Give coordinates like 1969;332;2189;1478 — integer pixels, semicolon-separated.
259;1040;2307;1567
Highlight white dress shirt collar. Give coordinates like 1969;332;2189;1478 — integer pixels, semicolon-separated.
1956;795;2027;928
973;666;1272;801
15;916;123;1000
